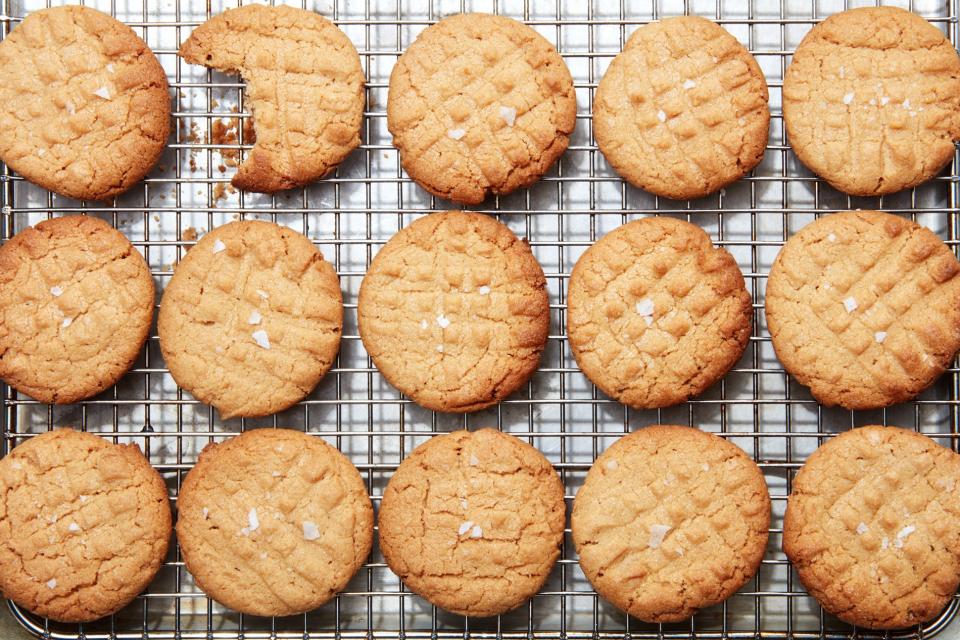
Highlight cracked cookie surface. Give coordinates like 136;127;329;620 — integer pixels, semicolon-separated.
783;426;960;629
765;210;960;409
0;216;154;404
572;425;770;623
387;13;576;204
783;6;960;196
176;428;373;616
378;428;565;616
0;6;170;201
567;217;752;409
179;4;364;193
0;429;171;623
594;16;769;200
357;212;549;413
158;220;343;419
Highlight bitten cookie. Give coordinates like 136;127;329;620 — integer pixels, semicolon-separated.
0;6;170;201
594;16;769;200
357;212;549;413
158;220;343;419
567;217;752;409
783;426;960;629
179;4;364;192
765;211;960;409
387;13;577;204
0;216;154;404
176;428;373;616
0;429;171;622
378;429;565;616
572;425;770;623
783;7;960;196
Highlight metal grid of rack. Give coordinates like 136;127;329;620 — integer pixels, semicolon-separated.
1;0;959;638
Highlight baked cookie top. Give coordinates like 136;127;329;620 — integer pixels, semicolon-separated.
387;13;576;204
593;16;769;200
357;212;549;413
179;4;364;193
765;211;960;410
176;428;373;617
0;6;170;201
0;429;171;623
572;425;770;623
783;6;960;196
567;217;752;409
783;426;960;629
0;216;155;404
158;220;343;419
378;429;565;617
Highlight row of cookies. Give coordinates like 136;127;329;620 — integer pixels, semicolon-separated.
2;6;958;204
2;424;957;631
2;209;959;414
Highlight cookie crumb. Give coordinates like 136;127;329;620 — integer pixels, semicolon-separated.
843;296;858;313
50;285;63;297
478;285;491;295
874;331;886;344
248;310;262;325
843;92;854;105
470;524;483;538
251;330;270;349
648;523;671;549
302;520;321;541
856;522;868;535
447;128;466;140
458;520;474;536
212;239;226;254
499;105;517;127
682;79;696;89
93;86;111;100
657;109;666;122
436;314;451;328
46;578;57;589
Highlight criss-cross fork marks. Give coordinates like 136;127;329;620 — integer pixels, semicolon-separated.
594;16;768;199
388;14;576;203
767;212;960;408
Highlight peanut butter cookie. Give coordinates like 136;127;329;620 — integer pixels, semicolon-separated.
378;429;565;616
783;426;960;629
572;425;770;623
0;6;170;201
387;13;576;204
765;211;960;409
179;4;364;192
783;7;960;195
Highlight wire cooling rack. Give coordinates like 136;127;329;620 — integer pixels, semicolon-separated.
2;0;960;638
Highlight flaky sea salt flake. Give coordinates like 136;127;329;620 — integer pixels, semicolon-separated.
93;86;111;100
436;314;451;328
856;522;868;535
303;520;321;541
648;524;671;549
843;92;854;105
479;285;491;295
47;578;57;589
682;79;697;89
252;330;270;349
843;297;858;313
657;110;667;122
458;520;474;536
50;286;63;297
448;128;466;140
875;331;887;344
212;239;226;254
499;105;517;127
248;310;262;325
470;525;483;538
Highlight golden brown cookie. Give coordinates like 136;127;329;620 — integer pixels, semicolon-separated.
179;4;364;193
783;7;960;196
765;211;960;410
0;216;154;404
357;212;549;413
567;217;752;409
593;16;769;200
783;426;960;629
0;6;170;201
378;429;565;616
0;429;171;623
387;13;576;204
572;425;770;623
158;220;343;419
176;428;373;616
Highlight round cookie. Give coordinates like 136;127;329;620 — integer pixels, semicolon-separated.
783;426;960;629
593;16;769;200
783;7;960;196
176;428;373;616
572;425;770;623
0;216;155;404
387;13;577;204
158;220;343;419
357;212;549;413
179;5;364;193
567;217;752;409
765;210;960;410
0;429;172;623
378;428;565;616
0;6;170;201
